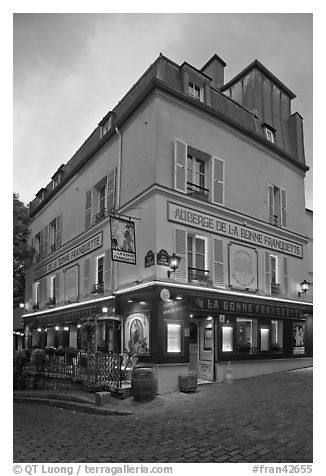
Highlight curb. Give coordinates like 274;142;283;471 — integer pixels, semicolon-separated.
13;396;133;416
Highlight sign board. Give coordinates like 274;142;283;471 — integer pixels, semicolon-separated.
110;216;136;264
35;232;103;279
157;249;170;267
229;243;258;291
145;250;155;268
168;202;303;258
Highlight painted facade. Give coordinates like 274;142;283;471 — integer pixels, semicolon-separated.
23;53;313;393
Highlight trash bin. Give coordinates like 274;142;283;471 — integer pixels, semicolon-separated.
131;366;157;401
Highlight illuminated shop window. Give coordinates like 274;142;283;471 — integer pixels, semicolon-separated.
204;324;213;351
222;326;234;352
236;318;258;353
271;320;283;351
167;323;182;353
260;328;270;351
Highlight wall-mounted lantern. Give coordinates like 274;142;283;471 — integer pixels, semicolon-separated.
167;253;181;278
298;280;311;298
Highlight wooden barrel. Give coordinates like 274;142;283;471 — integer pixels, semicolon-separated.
131;366;157;401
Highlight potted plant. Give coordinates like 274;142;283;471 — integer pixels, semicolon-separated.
179;371;198;393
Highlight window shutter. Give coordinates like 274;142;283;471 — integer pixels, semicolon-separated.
282;256;289;297
264;251;271;295
281;189;287;228
85;189;93;229
174;228;187;282
174;140;187;193
268;185;274;224
56;214;62;248
212;157;224;205
104;249;112;294
55;272;60;304
83;258;91;298
43;226;49;257
213;238;224;287
107;168;117;213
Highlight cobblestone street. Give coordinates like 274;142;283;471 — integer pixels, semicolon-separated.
13;368;312;463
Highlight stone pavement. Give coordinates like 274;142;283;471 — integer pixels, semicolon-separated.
13;368;312;463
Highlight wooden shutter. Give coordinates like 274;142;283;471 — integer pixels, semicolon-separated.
264;251;271;295
85;190;93;229
107;168;117;213
43;226;49;258
281;189;287;228
55;272;60;304
83;258;91;298
174;228;187;282
174;140;187;193
268;185;274;224
104;249;112;294
56;214;62;249
282;256;289;297
213;238;224;287
212;157;224;205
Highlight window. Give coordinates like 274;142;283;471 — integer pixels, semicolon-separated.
167;323;182;353
187;235;208;282
222;326;234;352
188;81;203;101
93;255;104;294
270;255;278;284
265;253;282;296
236;318;258;353
94;178;107;222
187;154;208;199
263;126;275;143
268;185;287;227
101;116;113;137
34;233;41;262
33;282;40;308
260;327;270;351
49;219;57;252
204;324;213;350
271;320;283;351
50;276;56;304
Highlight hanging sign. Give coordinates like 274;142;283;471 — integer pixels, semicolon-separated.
157;249;170;267
145;250;155;268
110;216;136;264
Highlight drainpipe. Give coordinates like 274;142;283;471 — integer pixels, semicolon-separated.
115;126;122;209
113;127;122;294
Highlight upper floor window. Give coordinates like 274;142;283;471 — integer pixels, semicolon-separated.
49;219;57;252
101;115;113;137
263;124;275;144
264;252;288;297
36;188;46;205
92;255;105;294
268;184;287;228
33;282;40;307
50;275;56;305
85;168;117;229
188;81;203;102
174;140;224;206
187;235;208;283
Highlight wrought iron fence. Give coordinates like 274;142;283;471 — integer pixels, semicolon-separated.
23;351;136;388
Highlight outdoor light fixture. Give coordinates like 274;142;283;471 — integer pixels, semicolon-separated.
37;328;42;332
63;326;69;331
19;303;25;309
102;306;109;314
55;326;60;331
77;324;81;329
167;253;181;278
298;280;311;298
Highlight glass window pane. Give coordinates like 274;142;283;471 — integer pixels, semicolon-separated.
167;323;181;352
222;326;233;352
271;320;283;351
204;326;213;350
236;318;258;353
260;328;270;351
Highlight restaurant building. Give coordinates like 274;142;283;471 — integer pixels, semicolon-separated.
23;53;313;393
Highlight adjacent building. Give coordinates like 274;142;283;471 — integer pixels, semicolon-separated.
23;53;313;393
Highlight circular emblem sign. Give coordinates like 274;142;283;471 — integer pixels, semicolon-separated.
160;288;170;301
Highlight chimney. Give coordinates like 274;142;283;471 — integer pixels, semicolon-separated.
201;54;226;89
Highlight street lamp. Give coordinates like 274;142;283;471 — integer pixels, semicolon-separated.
298;280;311;298
167;253;181;278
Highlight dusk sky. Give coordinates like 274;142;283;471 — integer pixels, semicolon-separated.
13;13;313;208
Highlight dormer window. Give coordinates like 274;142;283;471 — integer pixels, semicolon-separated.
263;124;275;144
188;81;203;102
36;188;46;205
101;115;113;137
51;165;64;190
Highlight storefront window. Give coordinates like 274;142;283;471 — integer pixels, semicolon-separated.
204;325;213;350
222;326;233;352
167;323;182;353
260;328;270;351
271;320;283;351
236;318;258;353
293;322;305;355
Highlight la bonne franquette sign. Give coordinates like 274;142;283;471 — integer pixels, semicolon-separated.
168;202;303;258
